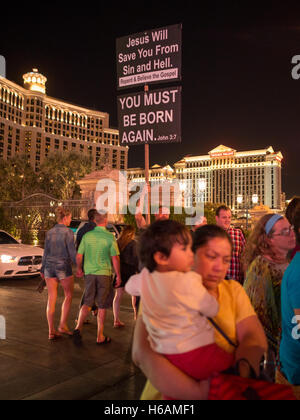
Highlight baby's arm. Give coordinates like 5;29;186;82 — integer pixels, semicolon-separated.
186;272;219;318
125;273;142;297
198;287;219;318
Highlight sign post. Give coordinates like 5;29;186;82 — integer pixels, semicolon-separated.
144;84;150;225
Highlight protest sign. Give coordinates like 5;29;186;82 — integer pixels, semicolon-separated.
118;86;181;145
116;24;182;89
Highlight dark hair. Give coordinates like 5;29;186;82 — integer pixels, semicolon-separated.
286;197;300;245
55;207;71;222
216;205;231;217
87;209;98;222
139;220;191;272
192;224;233;253
286;197;300;225
118;225;135;252
294;208;300;245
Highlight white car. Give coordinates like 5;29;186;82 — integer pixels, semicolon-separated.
0;230;44;278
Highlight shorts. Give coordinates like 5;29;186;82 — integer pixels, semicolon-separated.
164;343;234;400
44;260;73;281
83;275;114;309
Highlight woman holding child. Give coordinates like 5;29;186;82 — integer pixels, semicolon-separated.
128;222;267;400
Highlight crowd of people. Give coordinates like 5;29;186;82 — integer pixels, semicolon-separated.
40;196;300;400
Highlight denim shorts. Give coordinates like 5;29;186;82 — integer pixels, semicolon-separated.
44;260;73;281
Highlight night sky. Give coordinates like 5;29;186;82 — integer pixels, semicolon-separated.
1;1;300;198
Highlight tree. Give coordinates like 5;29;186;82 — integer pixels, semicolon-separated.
0;155;39;201
39;152;92;200
204;202;224;225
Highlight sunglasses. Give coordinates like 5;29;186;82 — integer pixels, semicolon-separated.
271;226;294;237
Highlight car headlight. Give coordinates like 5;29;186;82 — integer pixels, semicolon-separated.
0;255;17;263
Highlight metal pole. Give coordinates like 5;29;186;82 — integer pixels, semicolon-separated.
246;196;249;231
144;85;151;225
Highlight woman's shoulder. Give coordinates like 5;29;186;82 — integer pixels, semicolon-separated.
247;255;271;275
126;239;137;248
121;239;136;253
250;254;267;266
220;279;244;294
219;280;257;319
220;280;252;303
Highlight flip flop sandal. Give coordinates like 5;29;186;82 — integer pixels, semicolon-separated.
72;329;82;346
96;337;111;345
113;321;125;328
49;332;62;341
58;328;73;336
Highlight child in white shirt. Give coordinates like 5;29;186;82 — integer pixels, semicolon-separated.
126;220;234;399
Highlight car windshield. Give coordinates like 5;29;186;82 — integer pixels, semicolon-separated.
0;232;19;245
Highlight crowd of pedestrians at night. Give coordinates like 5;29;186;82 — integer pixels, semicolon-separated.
40;196;300;400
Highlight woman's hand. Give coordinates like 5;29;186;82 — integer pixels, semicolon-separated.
114;275;122;288
76;268;84;278
236;315;268;378
236;359;253;379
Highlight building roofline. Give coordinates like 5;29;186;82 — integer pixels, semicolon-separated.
0;75;110;118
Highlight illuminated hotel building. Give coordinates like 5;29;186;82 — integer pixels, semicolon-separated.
0;69;128;172
127;164;175;185
177;145;283;210
128;145;283;211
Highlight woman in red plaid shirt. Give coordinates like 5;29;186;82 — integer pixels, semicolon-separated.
215;206;246;284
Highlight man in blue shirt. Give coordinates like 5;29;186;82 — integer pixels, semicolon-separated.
280;210;300;385
76;209;97;250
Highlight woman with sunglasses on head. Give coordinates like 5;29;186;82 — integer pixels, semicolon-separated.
243;214;296;380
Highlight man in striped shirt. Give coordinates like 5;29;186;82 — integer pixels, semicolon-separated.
216;205;246;284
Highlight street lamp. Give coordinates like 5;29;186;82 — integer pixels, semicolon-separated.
252;194;259;205
237;194;259;230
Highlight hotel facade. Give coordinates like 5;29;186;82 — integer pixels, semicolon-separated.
128;145;283;211
0;69;128;173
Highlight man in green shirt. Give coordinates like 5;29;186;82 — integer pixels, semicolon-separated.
74;211;121;345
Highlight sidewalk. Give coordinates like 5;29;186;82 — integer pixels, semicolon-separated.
0;277;146;400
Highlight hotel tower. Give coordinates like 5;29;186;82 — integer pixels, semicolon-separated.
0;69;128;172
128;145;283;211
